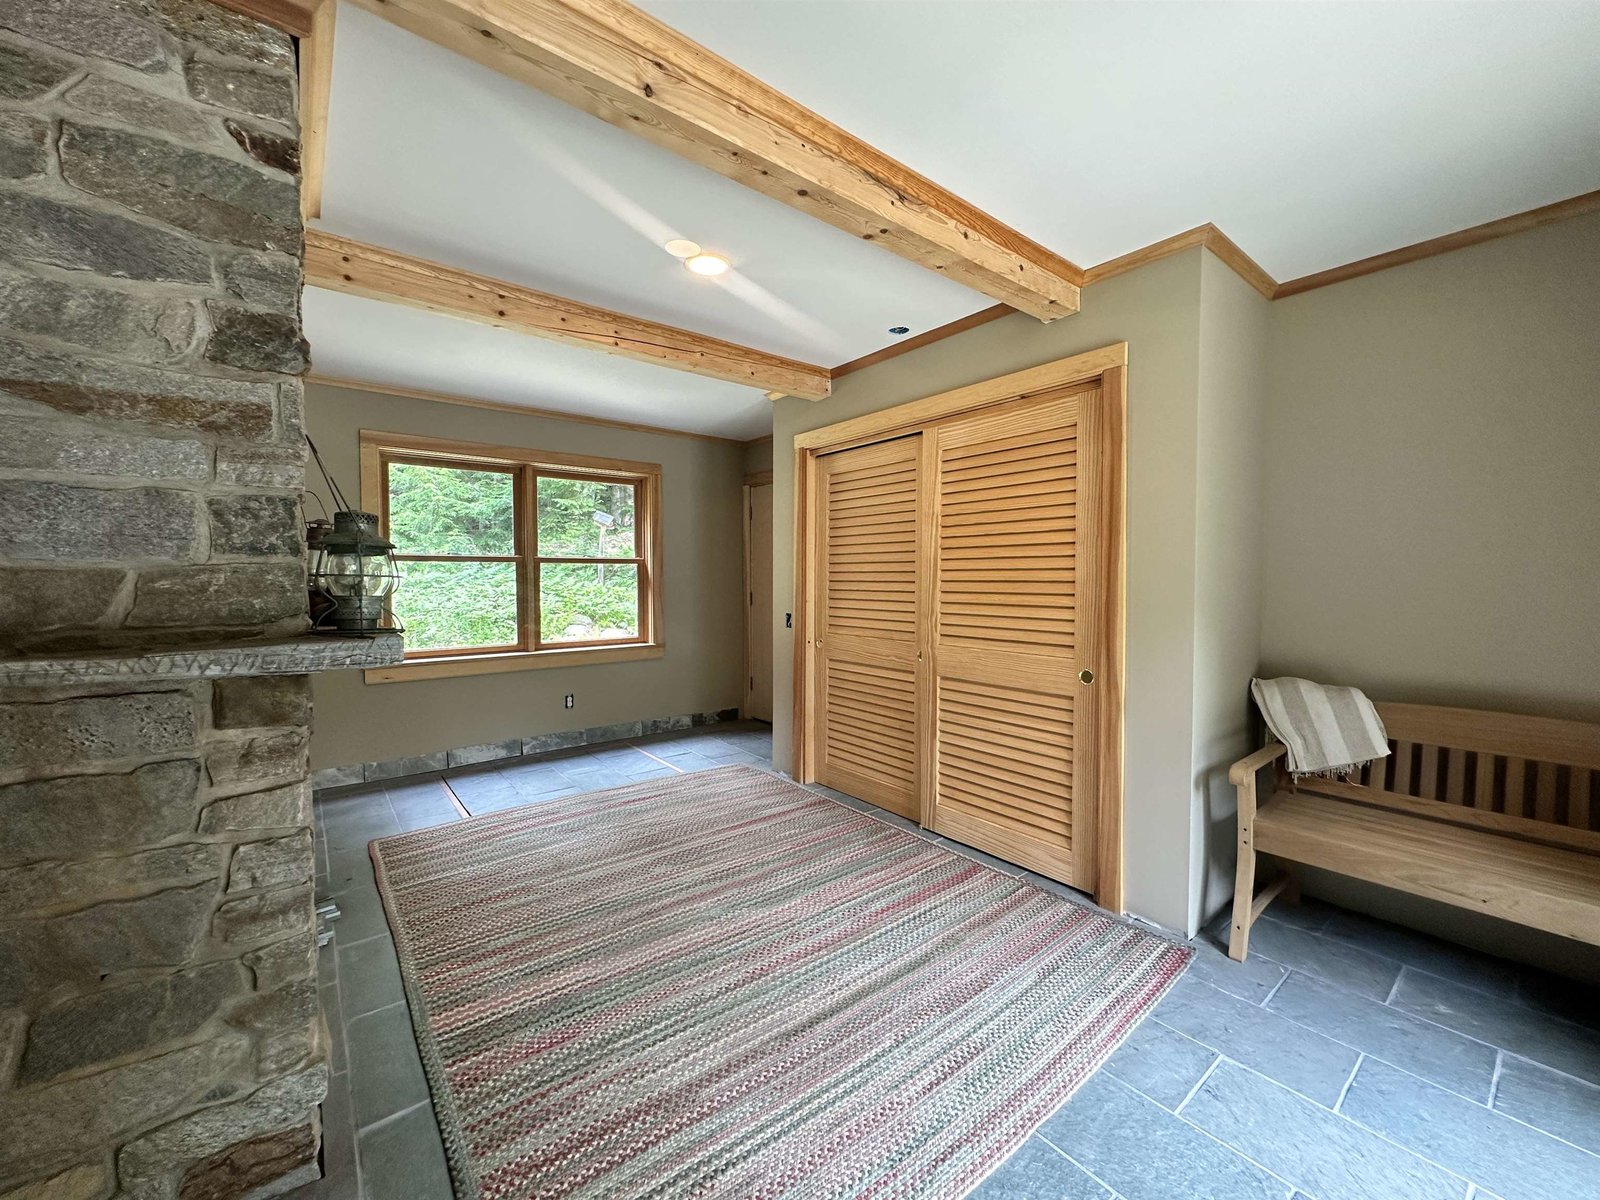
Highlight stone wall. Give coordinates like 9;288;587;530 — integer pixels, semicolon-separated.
0;0;309;656
0;2;328;1195
0;675;324;1197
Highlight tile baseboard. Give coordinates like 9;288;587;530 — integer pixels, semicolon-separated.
311;709;742;791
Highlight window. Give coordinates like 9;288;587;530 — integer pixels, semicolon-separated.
386;460;521;653
361;432;663;681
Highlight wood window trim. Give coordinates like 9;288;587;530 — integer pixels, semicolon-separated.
359;430;664;683
790;343;1127;912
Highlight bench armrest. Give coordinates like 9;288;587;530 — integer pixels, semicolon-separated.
1229;742;1287;787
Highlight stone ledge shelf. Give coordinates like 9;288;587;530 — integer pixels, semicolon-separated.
0;633;404;687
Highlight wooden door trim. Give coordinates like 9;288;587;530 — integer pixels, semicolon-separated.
742;480;754;720
794;343;1127;453
792;343;1128;911
1089;364;1127;913
742;478;774;721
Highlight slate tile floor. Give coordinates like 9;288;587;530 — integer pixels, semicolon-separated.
292;723;1600;1200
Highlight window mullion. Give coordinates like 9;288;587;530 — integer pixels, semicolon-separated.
631;477;646;644
534;470;547;659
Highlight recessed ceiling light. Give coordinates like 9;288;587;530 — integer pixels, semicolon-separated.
685;253;730;277
888;326;911;335
664;239;701;259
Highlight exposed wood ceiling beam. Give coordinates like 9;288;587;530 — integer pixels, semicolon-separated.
297;0;336;220
346;0;1083;321
211;0;319;37
304;230;833;399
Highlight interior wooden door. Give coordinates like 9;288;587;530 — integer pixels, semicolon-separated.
814;436;922;818
927;388;1102;889
744;481;774;722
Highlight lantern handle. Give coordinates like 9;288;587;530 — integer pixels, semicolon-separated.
306;436;352;512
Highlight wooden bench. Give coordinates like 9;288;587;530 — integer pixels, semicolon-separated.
1228;700;1600;961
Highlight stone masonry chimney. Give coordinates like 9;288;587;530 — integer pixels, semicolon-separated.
0;2;397;1195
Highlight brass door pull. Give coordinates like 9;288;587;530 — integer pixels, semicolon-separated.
1079;669;1094;685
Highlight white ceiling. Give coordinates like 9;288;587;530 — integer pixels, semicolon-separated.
308;4;990;367
644;0;1600;281
307;1;1600;438
303;288;776;439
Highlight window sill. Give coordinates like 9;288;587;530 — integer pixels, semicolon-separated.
363;642;663;684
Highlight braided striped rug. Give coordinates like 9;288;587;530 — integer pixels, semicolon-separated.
371;765;1188;1199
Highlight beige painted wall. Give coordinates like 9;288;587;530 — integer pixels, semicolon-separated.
1261;210;1600;976
743;436;774;475
1190;254;1271;927
770;250;1209;933
303;384;747;769
1261;210;1600;722
300;209;1600;964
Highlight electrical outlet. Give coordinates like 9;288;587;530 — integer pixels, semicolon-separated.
563;694;575;709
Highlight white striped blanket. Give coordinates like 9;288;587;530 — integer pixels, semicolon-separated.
1250;676;1389;780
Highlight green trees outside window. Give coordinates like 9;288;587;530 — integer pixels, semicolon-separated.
388;463;519;651
384;457;648;655
536;477;639;642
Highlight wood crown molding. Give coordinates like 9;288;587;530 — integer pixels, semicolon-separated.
346;0;1082;321
304;230;832;399
1272;189;1600;298
306;373;748;446
1080;223;1275;298
825;189;1600;378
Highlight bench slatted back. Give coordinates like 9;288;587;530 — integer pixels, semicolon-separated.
1292;701;1600;854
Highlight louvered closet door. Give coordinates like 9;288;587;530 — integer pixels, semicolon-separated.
815;436;922;819
930;389;1100;889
